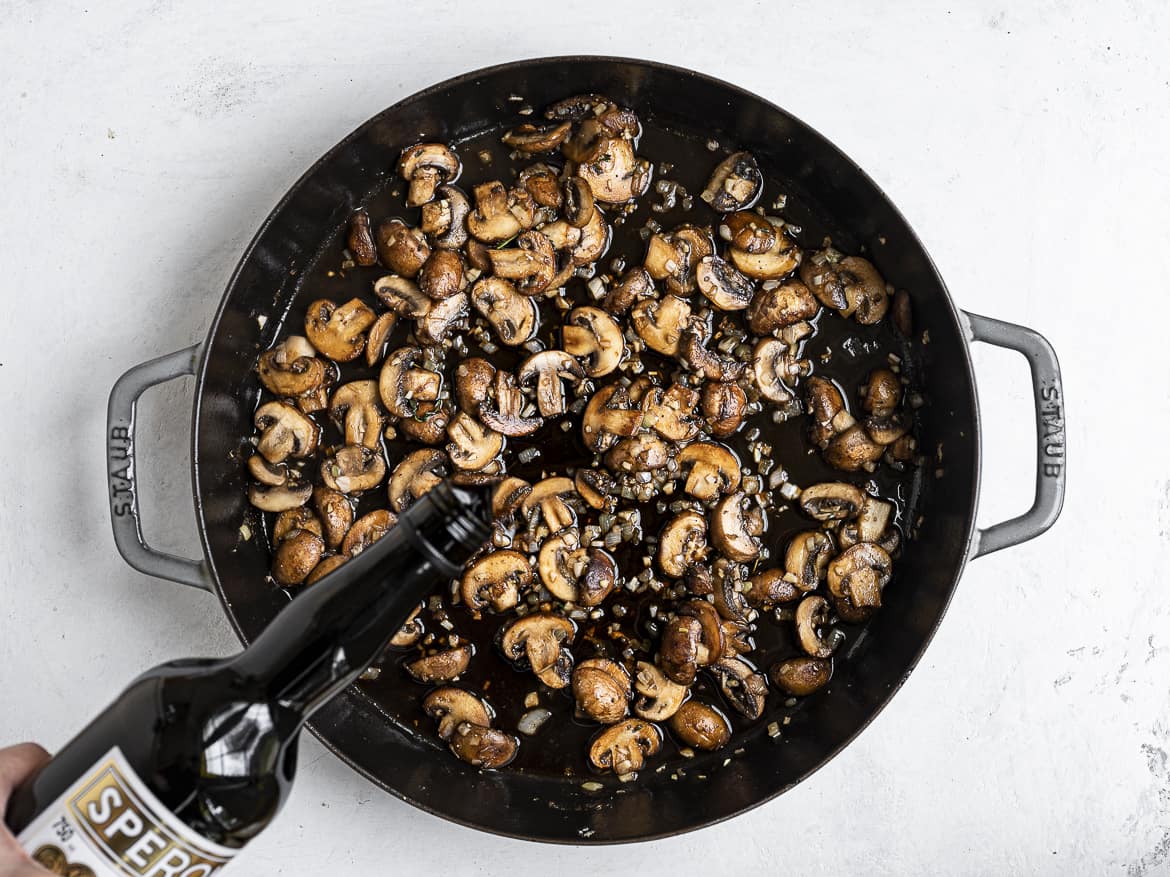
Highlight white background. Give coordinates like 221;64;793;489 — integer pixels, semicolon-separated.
1;1;1167;874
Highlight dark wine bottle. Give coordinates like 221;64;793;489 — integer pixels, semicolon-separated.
5;481;489;876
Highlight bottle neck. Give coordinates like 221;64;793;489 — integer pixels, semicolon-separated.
229;483;490;725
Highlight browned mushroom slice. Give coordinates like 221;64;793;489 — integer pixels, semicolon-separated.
631;294;692;357
419;184;470;250
562;306;624;378
752;338;804;404
272;507;322;544
604;266;655;314
373;274;431;318
491;476;532;519
680;328;747;382
771;657;833;697
417;249;466;301
865;411;910;446
248;481;312;512
720;210;776;254
729;219;800;280
517;350;585;417
588;719;662;776
248;455;287;487
545;93;615;122
840;495;895;548
800;482;866;521
387;448;447;512
467;181;523;243
568;206;611;266
449;722;519;769
825;424;886;472
446;412;504;471
641;383;701;442
320;445;386;494
574;467;616;510
701;151;762;213
680;599;725;664
365;313;396;368
702;381;748;437
304;553;349;586
341;509;397;556
375;220;431;277
656;510;709;579
677;442;741;501
347;210;377;266
258;335;327;398
696;256;755;311
461;550;532;612
711;492;765;562
254;401;320;464
580;384;642;452
397;142;461;207
748;279;818;335
416;291;468;347
378;346;441;420
572;658;631;724
805;376;850;446
632;661;688;722
452;357;496;413
478;370;542;437
669;701;732;751
785;530;835;592
659;615;703;685
422;687;492;740
539;531;618;607
470;277;539;347
488;230;556;295
604;432;670;474
406;644;473;684
827;543;892;622
795;595;838;659
398;401;451;445
329;380;383;449
644;226;713;295
389;603;425;647
272;529;325;586
576;137;651;204
312;487;353;551
743;567;802;609
503;121;572;153
861;368;902;417
708;655;768;720
519;163;562;208
499;612;576;689
561;175;596;227
304;298;377;363
799;252;889;324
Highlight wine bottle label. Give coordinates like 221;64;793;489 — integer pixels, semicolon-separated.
18;747;238;876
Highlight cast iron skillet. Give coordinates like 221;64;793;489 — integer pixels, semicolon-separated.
103;57;1067;843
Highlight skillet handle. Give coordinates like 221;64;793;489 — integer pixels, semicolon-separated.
963;312;1067;558
107;344;213;591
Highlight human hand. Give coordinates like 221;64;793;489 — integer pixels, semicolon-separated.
0;744;52;876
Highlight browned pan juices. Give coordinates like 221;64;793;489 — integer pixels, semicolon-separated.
259;113;923;780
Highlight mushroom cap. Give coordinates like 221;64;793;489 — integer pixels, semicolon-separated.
659;614;703;685
519;163;563;208
604;266;655;314
588;719;662;775
728;219;800;280
272;529;325;586
656;510;709;578
347;211;377;266
633;661;689;722
804;376;849;446
398;142;461;207
487;230;556;295
572;659;631;724
747;279;818;335
642;384;702;442
581;384;641;452
248;454;288;487
604;433;670;474
304;298;377;363
304;553;349;586
574;468;616;510
422;687;492;740
562;306;624;377
375;220;431;277
677;442;741;501
771;657;833;697
696;255;755;311
365;313;397;368
800;482;866;521
389;604;426;647
720;210;776;254
461;549;532;612
861;368;902;417
313;487;353;551
827;543;892;611
387;448;447;512
744;567;803;608
680;599;725;666
799;253;888;323
416;290;468;346
341;509;397;556
669;700;732;751
406;644;473;684
711;492;765;562
517;350;585;417
446;411;504;471
701;151;763;213
378;346;440;420
562;175;596;227
417;249;467;301
576;137;651;204
499;612;576;689
320;444;386;494
631;295;692;356
453;357;496;413
824;424;886;471
569;206;610;265
272;507;322;544
701;381;748;437
420;184;471;250
449;723;519;769
681;329;747;382
467;181;525;243
470;277;539;347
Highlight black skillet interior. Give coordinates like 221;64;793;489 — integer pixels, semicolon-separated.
192;57;980;842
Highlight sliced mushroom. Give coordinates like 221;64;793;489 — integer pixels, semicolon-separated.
785;530;835;592
545;93;616;122
799;253;888;324
709;655;768;720
827;543;892;621
479;370;542;437
800;482;866;521
419;184;471;250
254;401;320;463
379;346;441;420
752;338;802;403
467;181;523;243
272;529;325;586
341;509;397;555
312;487;353;551
416;291;468;346
676;442;741;501
562;307;624;377
728;219;800;280
304;298;377;363
376;219;431;277
272;507;322;544
795;595;837;659
865;411;910;447
373;274;431;317
588;719;661;775
329;380;383;448
461;549;532;612
712;562;752;624
499;612;576;689
453;357;496;413
539;532;617;607
446;411;504;471
503;121;572;153
824;424;886;472
632;661;688;722
669;701;732;751
346;211;377;266
720;210;777;254
321;444;386;494
470;277;539;346
491;476;532;518
389;604;425;647
519;163;562;208
604;432;670;474
701;151;762;212
574;467;616;510
304;553;349;586
387;448;447;512
696;256;755;310
572;658;631;724
568;206;610;265
562;175;596;227
680;599;725;664
848;495;894;545
641;383;701;442
603;266;655;314
644;226;713;295
805;376;850;446
365;313;397;367
656;510;709;578
449;722;519;769
861;368;902;417
258;336;327;397
398;401;452;445
702;381;748;437
248;455;288;487
580;384;641;452
248;481;312;512
417;249;466;301
631;295;692;356
488;230;556;295
422;687;492;741
406;644;473;684
747;279;818;335
711;492;764;562
771;657;833;697
680;328;747;382
659;615;703;685
517;350;585;417
521;477;578;533
576;137;651;204
397;142;461;207
743;567;802;608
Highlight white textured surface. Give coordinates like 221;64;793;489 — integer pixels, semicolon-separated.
1;1;1168;874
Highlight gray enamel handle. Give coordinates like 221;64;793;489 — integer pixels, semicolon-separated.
964;312;1067;558
107;344;213;590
